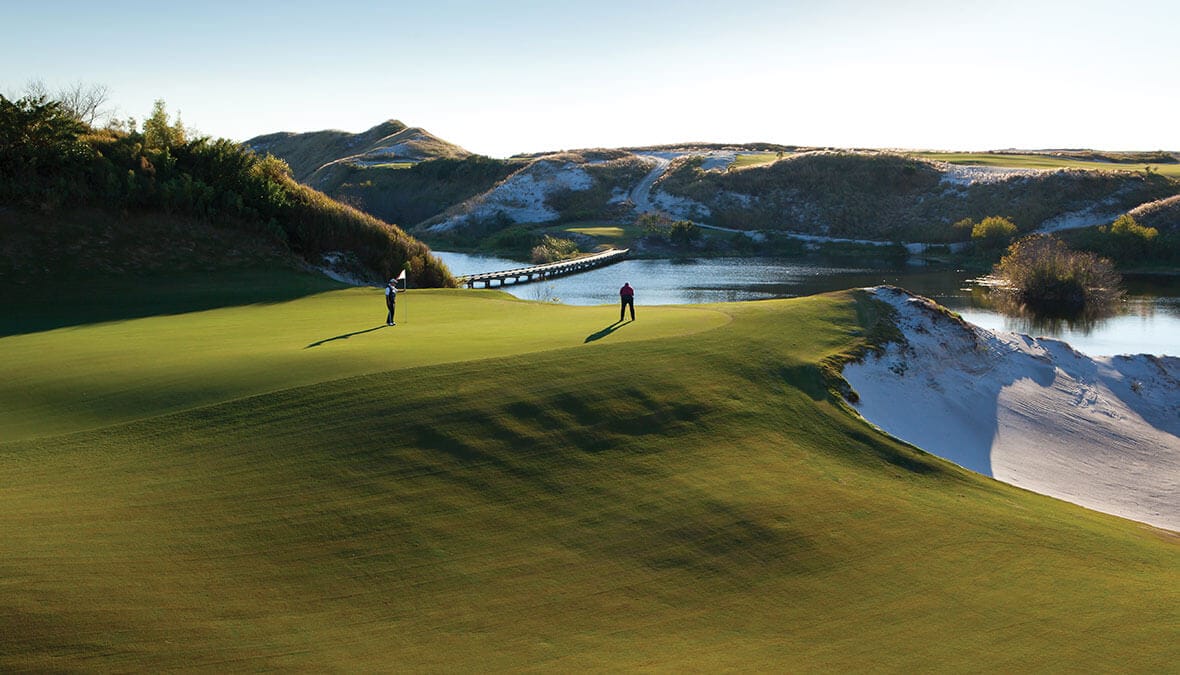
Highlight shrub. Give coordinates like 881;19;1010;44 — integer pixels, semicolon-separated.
1104;214;1159;259
0;94;453;286
530;235;580;263
971;216;1018;250
483;225;539;256
992;235;1122;315
668;220;701;247
1066;213;1176;266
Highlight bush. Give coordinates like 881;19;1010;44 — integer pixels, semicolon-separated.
0;94;454;286
483;225;539;257
1066;213;1178;267
1104;214;1159;259
971;216;1017;250
992;235;1122;315
530;235;580;263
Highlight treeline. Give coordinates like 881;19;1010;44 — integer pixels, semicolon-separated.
0;95;451;286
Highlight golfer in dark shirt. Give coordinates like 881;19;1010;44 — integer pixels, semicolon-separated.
385;279;398;325
620;282;635;322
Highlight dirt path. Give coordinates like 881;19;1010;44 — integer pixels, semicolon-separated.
629;155;672;213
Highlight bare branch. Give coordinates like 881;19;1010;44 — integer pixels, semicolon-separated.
57;81;112;127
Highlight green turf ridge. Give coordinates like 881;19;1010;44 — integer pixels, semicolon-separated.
1;280;1177;670
912;151;1180;177
733;152;784;169
0;283;728;442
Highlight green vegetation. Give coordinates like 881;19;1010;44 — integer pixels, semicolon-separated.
658;151;1180;244
638;211;701;248
0;95;449;285
2;279;1176;670
530;233;581;262
318;154;519;226
366;161;415;170
733;152;783;168
971;215;1018;250
245;119;471;183
1065;213;1180;270
543;153;652;223
1127;194;1180;231
557;223;644;251
992;234;1123;315
562;224;627;238
912;151;1180;178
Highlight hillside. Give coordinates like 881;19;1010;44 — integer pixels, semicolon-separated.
245;119;472;186
0;96;452;286
2;282;1177;670
654;150;1180;242
412;148;1180;253
1128;194;1180;231
245;121;514;227
244;120;1180;254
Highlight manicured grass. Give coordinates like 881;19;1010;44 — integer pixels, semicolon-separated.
734;152;783;168
913;151;1180;177
362;161;415;170
2;276;1177;670
0;278;725;442
0;268;345;337
549;222;645;249
563;225;626;238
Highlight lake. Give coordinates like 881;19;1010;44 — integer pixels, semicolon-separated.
434;251;1180;358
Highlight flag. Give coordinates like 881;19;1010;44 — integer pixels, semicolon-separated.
395;269;407;281
394;269;407;289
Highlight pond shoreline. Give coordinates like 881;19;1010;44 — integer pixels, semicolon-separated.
433;250;1180;358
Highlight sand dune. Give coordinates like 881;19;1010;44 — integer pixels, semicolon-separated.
843;287;1180;531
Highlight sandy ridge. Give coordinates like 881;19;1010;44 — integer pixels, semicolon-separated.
842;287;1180;531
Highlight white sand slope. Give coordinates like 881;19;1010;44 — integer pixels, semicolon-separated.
842;287;1180;531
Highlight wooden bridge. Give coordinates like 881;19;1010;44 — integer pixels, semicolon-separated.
457;248;630;289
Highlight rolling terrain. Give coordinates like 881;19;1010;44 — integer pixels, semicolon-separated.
245;119;472;187
2;276;1177;670
247;120;1180;252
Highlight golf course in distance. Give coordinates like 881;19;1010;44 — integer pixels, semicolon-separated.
2;270;1177;671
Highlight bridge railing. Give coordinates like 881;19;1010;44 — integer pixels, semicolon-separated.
457;248;629;288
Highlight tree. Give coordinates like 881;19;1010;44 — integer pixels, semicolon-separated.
57;82;111;127
142;99;186;150
0;94;92;206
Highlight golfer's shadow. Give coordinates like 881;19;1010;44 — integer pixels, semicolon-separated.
306;325;388;348
584;320;631;343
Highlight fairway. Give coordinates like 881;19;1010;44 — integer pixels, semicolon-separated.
733;152;783;168
912;151;1180;177
2;274;1177;671
0;285;727;441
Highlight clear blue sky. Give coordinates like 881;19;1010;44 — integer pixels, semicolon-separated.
3;0;1177;157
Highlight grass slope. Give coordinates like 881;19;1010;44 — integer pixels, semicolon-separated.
2;277;1177;670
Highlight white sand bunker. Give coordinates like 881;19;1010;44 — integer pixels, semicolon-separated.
843;287;1180;532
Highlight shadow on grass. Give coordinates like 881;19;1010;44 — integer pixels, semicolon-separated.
306;325;388;348
585;320;631;343
0;269;347;338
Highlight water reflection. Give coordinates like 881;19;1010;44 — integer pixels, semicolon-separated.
434;251;1180;356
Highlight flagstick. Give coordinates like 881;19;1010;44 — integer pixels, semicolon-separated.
402;269;408;324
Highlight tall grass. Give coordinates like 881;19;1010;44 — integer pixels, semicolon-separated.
992;234;1123;315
